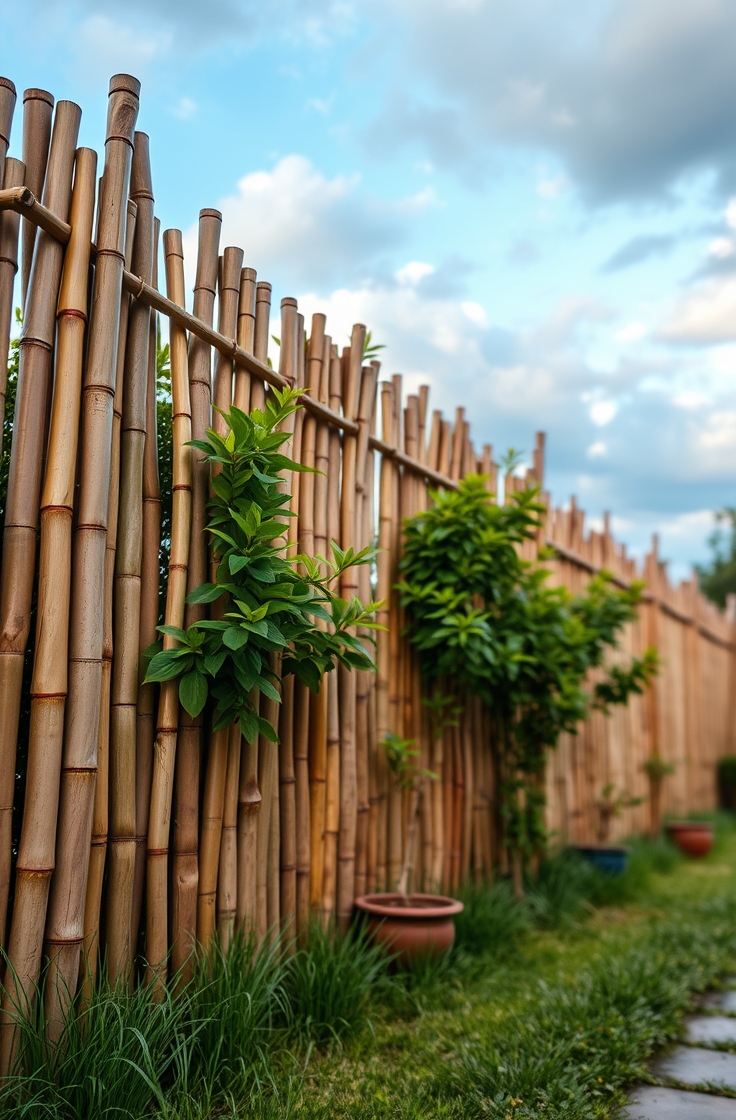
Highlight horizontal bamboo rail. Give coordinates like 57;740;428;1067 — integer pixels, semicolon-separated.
0;74;733;1021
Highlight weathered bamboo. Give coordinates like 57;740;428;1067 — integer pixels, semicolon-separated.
234;266;256;411
106;132;154;984
82;198;138;990
236;690;262;935
172;207;221;978
375;381;394;892
217;722;242;950
249;281;271;412
38;81;139;1037
20;88;54;308
0;147;95;1050
131;215;161;950
0;78;16;187
195;245;242;954
0;100;80;962
146;228;192;989
0;158;24;460
278;676;298;941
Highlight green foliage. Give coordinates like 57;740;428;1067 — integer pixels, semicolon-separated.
382;733;437;791
453;879;531;957
283;922;391;1046
696;507;736;608
145;389;380;741
643;751;676;782
0;307;21;534
398;474;658;870
596;783;645;842
718;755;736;809
156;334;173;621
362;330;385;362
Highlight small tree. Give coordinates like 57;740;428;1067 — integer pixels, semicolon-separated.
398;474;658;896
595;784;645;843
696;508;736;609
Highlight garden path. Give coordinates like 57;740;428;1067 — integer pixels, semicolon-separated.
623;982;736;1118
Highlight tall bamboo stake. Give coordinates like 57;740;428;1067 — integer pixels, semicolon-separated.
0;158;24;461
375;382;394;893
0;99;81;964
195;246;242;954
20;88;54;308
278;676;297;941
146;228;192;990
106;131;154;984
237;690;261;935
172;207;221;979
0;78;16;187
132;215;161;949
234;266;256;411
37;78;139;1037
217;722;242;949
336;324;365;928
82;198;138;990
249;281;271;412
0;142;94;1064
19;144;95;1034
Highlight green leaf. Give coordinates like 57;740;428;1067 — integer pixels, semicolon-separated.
179;670;208;716
144;649;190;683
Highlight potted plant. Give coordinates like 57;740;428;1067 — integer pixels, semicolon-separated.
572;784;644;874
665;819;714;858
354;728;463;963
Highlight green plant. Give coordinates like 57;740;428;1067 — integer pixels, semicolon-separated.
362;330;385;362
398;473;658;894
453;879;530;957
595;783;645;843
0;307;20;533
156;331;173;621
696;507;736;609
144;389;381;741
283;922;391;1046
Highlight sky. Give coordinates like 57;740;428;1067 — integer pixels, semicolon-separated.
3;0;736;579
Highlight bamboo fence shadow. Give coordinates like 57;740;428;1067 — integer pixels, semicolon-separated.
0;72;733;1055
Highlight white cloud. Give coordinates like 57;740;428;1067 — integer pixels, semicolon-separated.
396;261;435;285
536;174;568;199
587;440;607;458
589;400;618;426
726;198;736;229
673;391;708;410
709;236;735;259
73;14;164;80
659;276;736;344
462;301;488;327
615;322;646;345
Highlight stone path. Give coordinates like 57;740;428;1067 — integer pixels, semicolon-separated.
622;984;736;1118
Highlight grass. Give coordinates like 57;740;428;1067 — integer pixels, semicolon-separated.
1;820;734;1119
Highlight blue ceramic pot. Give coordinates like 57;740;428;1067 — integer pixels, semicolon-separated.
572;844;630;875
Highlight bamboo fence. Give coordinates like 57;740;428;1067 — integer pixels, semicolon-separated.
0;73;733;1039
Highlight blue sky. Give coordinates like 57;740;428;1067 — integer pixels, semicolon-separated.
4;0;736;578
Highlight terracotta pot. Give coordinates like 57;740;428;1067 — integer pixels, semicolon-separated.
666;821;714;858
354;892;464;964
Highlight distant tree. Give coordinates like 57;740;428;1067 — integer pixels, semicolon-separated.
696;509;736;609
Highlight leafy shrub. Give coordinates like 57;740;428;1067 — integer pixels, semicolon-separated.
283;922;391;1046
718;756;736;810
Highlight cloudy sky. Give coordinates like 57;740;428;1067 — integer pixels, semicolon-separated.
3;0;736;577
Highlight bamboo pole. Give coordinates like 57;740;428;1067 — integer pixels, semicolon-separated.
0;158;24;461
234;266;256;411
279;676;298;941
172;207;221;979
321;344;342;921
81;198;138;991
0;78;16;187
132;216;161;950
375;382;395;893
0;148;95;1050
217;722;242;950
336;324;365;928
106;131;155;984
36;80;140;1038
237;691;261;935
0;100;81;961
20;88;54;309
146;228;193;990
249;281;271;412
195;245;242;955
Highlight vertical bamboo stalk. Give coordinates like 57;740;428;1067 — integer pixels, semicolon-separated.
249;282;271;412
0;99;81;961
195;246;242;955
172;208;221;978
234;266;256;412
0;158;24;461
0;148;94;1050
82;198;138;990
20;88;54;308
106;131;155;984
145;229;193;990
217;722;242;950
0;78;16;187
131;216;161;950
336;324;365;928
376;382;395;893
279;676;298;941
237;691;261;935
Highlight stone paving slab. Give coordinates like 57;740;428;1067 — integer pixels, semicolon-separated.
702;992;736;1013
686;1016;736;1045
621;1086;736;1118
652;1045;736;1088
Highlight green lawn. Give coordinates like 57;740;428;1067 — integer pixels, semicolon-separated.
290;825;736;1120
